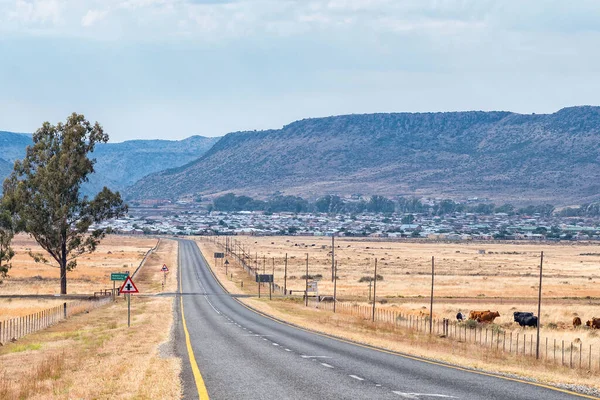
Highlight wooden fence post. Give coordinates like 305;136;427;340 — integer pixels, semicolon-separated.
570;342;573;368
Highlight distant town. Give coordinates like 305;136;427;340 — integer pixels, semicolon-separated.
102;196;600;241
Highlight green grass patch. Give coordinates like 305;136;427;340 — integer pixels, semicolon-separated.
9;342;42;353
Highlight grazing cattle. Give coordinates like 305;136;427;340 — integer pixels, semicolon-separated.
514;314;538;327
513;311;534;321
586;318;600;329
477;311;500;323
573;317;582;328
513;312;534;327
456;312;464;321
469;310;490;321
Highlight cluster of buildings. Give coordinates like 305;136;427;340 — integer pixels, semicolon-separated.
97;206;600;241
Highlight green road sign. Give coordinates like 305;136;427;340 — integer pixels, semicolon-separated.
111;273;128;281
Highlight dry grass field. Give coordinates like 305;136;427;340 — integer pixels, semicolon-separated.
0;238;180;400
197;236;600;391
0;234;157;296
229;236;600;300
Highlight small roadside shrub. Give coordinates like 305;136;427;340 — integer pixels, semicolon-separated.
358;274;384;283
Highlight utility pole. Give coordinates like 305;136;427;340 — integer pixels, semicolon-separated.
305;253;309;307
536;251;544;359
333;261;338;313
372;258;378;322
331;233;335;282
272;257;275;295
284;253;288;295
429;256;435;334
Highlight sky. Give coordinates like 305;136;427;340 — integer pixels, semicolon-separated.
1;0;600;142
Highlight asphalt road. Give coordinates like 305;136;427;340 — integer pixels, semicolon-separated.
175;239;594;400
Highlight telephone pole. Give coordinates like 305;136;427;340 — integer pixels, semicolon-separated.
536;251;544;359
284;253;288;295
331;233;335;282
429;256;435;334
372;258;377;322
305;253;309;307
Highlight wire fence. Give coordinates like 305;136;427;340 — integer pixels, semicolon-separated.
313;300;600;372
207;236;600;373
0;296;113;345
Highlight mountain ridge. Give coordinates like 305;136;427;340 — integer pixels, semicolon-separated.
0;131;220;194
127;106;600;205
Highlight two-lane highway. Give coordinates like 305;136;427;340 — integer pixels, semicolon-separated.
175;239;594;400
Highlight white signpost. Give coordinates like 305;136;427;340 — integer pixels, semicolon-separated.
307;281;319;306
119;276;139;327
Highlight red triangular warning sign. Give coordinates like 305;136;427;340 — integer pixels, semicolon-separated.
161;264;169;272
119;276;139;294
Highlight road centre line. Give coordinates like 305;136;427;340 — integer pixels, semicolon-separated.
179;259;210;400
393;393;457;399
301;355;331;359
321;363;334;368
349;375;364;381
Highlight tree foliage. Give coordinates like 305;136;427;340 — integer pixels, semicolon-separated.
0;204;15;283
2;113;128;294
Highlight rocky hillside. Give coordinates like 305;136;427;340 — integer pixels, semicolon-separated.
0;132;220;194
127;106;600;205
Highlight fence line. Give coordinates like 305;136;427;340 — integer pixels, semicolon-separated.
208;236;600;373
313;298;599;372
132;238;161;279
0;296;113;345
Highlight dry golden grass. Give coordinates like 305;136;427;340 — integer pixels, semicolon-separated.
228;236;600;298
0;239;181;400
197;236;600;391
0;234;157;295
0;298;75;321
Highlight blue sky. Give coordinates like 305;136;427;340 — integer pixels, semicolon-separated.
1;0;600;142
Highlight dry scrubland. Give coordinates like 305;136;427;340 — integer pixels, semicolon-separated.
0;237;180;400
0;234;157;296
197;237;600;391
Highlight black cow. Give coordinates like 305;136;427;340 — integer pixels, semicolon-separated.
514;313;538;327
456;312;464;321
513;311;534;324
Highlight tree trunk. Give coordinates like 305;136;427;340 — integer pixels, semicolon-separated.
60;260;67;294
60;241;67;295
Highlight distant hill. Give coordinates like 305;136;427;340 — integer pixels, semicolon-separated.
0;158;12;180
0;131;220;194
127;106;600;205
0;131;34;162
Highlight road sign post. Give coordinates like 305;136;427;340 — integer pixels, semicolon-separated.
119;276;139;327
255;274;273;300
110;272;128;301
161;264;169;289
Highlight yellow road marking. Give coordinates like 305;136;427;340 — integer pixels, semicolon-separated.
194;241;598;400
180;252;210;400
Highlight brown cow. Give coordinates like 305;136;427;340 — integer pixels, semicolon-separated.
477;311;500;323
586;318;600;329
573;317;582;328
469;310;490;321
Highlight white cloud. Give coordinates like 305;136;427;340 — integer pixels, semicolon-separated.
81;9;108;27
8;0;64;24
